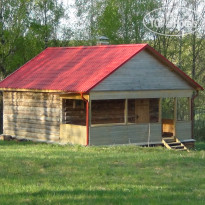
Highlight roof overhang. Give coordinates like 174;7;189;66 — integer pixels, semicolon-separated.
145;45;204;91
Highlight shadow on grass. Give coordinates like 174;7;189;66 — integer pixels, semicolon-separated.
195;141;205;151
0;140;43;146
0;188;201;205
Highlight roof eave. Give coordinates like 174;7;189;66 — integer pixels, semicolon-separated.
145;45;204;91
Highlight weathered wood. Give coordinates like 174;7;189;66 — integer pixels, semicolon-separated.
90;90;193;100
4;121;60;131
4;114;60;122
62;99;86;125
4;101;60;108
4;105;60;112
4;125;59;135
124;99;128;124
90;123;161;145
182;141;195;149
93;50;193;91
188;97;191;121
4;92;60;101
173;98;177;136
60;94;89;100
135;99;149;123
3;127;59;137
4;130;59;141
3;91;61;141
4;111;60;117
162;119;174;133
60;124;86;145
1;88;63;93
175;121;192;140
4;118;60;126
159;98;162;123
91;100;124;124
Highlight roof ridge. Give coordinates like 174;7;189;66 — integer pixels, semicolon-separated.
46;44;148;50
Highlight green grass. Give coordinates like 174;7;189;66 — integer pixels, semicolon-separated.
0;141;204;205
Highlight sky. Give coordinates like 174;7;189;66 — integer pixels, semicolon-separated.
58;0;78;38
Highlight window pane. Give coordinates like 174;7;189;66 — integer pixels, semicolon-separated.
149;99;159;123
128;99;135;123
62;99;86;125
92;100;124;124
128;99;159;123
162;98;174;119
177;98;190;121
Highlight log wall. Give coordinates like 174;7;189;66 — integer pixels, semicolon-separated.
91;100;125;124
3;91;61;142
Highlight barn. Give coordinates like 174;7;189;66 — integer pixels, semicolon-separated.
0;44;203;148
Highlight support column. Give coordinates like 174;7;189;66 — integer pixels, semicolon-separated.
174;98;177;137
159;98;162;137
124;99;128;124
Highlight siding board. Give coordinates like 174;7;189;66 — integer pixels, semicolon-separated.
176;121;192;140
90;123;161;145
60;124;86;145
90;90;193;100
93;50;193;91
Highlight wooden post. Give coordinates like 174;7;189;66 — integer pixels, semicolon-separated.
174;98;177;137
159;98;162;137
124;99;128;124
89;99;92;136
159;98;162;123
188;97;191;121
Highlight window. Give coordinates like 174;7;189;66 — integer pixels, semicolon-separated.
149;99;159;123
62;99;86;125
128;99;135;123
162;98;174;119
177;98;190;121
128;99;159;123
73;100;84;109
91;100;124;124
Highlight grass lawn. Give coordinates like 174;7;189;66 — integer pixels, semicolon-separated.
0;141;204;205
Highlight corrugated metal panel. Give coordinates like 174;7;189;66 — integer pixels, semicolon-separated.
0;44;147;92
0;44;203;92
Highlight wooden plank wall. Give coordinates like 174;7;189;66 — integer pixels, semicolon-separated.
92;100;124;124
176;121;192;141
62;99;86;125
3;91;61;142
92;50;193;91
90;123;161;145
60;124;86;145
90;90;193;100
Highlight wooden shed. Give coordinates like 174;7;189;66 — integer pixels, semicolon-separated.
0;44;203;148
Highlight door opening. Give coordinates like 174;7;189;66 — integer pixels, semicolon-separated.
162;98;175;138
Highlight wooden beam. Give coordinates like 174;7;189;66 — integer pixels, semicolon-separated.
159;98;162;123
1;88;65;93
174;98;177;136
88;99;91;145
188;97;191;121
60;94;89;100
124;99;128;124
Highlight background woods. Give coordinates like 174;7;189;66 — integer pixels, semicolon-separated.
0;0;204;139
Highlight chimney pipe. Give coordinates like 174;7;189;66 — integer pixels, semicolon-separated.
97;36;109;45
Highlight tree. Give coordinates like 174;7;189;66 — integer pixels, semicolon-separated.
0;0;30;76
30;0;64;48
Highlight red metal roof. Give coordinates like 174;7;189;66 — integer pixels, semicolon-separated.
0;44;203;92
